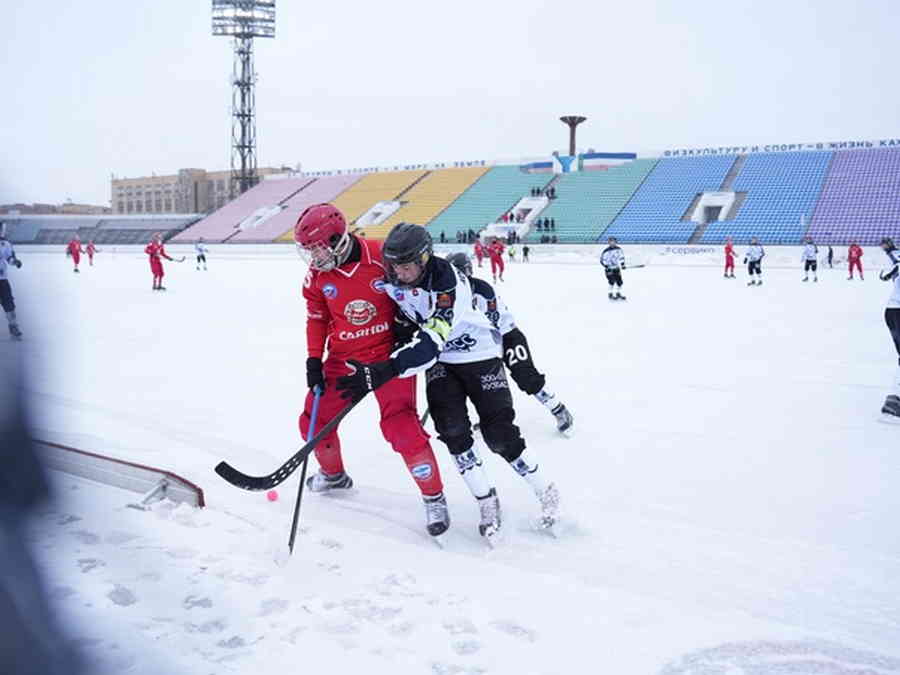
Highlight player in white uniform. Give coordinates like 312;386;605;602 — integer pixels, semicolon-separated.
801;237;819;282
446;252;573;434
600;236;626;300
744;237;765;286
195;238;208;271
878;237;900;419
0;223;23;340
335;224;560;540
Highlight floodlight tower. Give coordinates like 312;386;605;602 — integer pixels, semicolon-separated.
212;1;275;198
559;115;587;156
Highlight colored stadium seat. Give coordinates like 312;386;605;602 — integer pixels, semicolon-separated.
365;167;489;240
807;147;900;245
527;159;657;243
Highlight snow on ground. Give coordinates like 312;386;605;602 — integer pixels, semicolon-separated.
9;245;900;674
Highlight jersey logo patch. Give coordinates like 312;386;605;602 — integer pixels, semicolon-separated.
445;333;477;352
344;299;377;326
371;278;386;294
410;463;433;481
437;293;453;308
323;283;338;299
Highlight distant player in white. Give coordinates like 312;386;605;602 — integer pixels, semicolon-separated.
878;236;900;420
0;223;23;340
801;236;819;282
600;236;626;300
195;238;208;271
744;237;765;286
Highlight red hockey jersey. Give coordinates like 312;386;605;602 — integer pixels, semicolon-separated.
302;238;396;359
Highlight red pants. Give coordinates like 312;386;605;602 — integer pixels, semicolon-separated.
88;254;94;265
725;257;735;273
849;260;863;278
71;252;80;267
150;259;164;279
490;256;504;277
299;352;443;496
475;254;484;267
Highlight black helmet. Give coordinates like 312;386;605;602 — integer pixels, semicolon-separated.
880;236;896;251
383;222;433;287
446;252;473;277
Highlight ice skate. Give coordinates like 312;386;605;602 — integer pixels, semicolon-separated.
747;279;754;286
551;403;573;435
814;277;818;282
802;276;808;282
615;292;626;301
423;492;450;537
535;482;560;530
305;470;354;493
8;323;22;341
476;488;501;540
882;395;900;419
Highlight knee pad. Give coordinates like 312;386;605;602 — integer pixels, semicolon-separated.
480;411;525;462
380;408;430;456
435;419;473;456
299;411;338;446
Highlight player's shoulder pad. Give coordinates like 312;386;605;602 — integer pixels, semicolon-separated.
302;268;320;289
361;237;383;261
469;276;496;300
429;256;458;293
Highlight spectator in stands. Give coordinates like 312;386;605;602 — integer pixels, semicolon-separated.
827;245;834;268
551;218;556;231
440;231;446;243
523;245;530;262
551;235;558;243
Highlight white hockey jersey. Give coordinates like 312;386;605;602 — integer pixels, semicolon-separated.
801;243;818;261
195;242;208;255
745;245;765;262
0;240;18;281
469;277;516;336
600;245;625;269
386;257;502;377
881;248;900;309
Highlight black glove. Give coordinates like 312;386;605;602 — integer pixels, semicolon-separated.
306;357;325;391
12;258;21;269
336;359;397;401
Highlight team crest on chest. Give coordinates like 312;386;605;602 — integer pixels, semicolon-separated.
344;299;377;326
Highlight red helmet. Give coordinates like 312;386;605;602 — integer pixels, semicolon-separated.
294;203;351;271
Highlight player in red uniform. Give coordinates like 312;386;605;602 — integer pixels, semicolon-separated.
488;238;505;282
144;232;174;290
294;204;448;537
66;236;83;273
473;240;485;268
85;241;98;266
848;242;864;280
724;237;737;278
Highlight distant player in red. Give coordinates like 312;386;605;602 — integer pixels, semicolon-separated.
724;237;737;278
473;240;485;268
66;236;83;273
86;241;98;266
488;238;505;282
294;204;447;537
848;242;864;280
144;232;173;291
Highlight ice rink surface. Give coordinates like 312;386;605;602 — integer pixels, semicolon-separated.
10;245;900;674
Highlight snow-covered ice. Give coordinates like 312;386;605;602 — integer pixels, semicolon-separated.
9;244;900;674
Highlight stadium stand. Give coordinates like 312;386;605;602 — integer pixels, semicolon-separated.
229;174;361;243
700;151;833;244
332;170;428;225
170;176;315;243
527;159;657;243
2;215;201;245
365;167;490;240
604;156;737;243
806;147;900;245
427;166;547;242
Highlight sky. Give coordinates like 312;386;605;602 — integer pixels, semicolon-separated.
2;0;899;207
